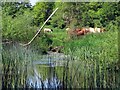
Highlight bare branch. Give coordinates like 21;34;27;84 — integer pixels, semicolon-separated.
20;8;58;46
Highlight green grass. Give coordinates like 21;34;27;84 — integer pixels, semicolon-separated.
49;28;118;63
46;28;68;46
62;30;119;88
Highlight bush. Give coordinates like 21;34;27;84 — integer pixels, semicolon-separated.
2;11;37;42
105;20;119;31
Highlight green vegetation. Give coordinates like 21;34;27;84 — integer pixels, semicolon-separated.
1;1;120;89
2;44;29;88
2;44;44;88
2;2;119;52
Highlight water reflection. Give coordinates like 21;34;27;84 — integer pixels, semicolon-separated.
26;63;62;89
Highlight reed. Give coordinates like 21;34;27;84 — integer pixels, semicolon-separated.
2;43;37;88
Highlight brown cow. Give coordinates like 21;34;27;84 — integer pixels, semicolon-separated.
66;27;88;38
76;28;90;36
76;28;85;36
66;27;96;39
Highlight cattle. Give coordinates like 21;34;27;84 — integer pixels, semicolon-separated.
75;28;81;32
76;30;85;36
94;27;104;33
94;27;101;33
44;28;53;33
66;28;72;34
66;28;71;31
66;27;105;39
86;27;104;33
76;28;86;36
88;27;96;33
84;28;90;33
66;27;89;37
81;28;90;34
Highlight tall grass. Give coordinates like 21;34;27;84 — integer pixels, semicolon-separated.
61;46;120;88
60;30;119;88
2;43;41;88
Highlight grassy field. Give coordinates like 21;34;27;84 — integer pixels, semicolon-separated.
48;28;118;64
46;28;119;70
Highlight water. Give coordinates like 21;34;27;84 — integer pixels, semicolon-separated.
2;43;120;89
26;66;62;88
26;52;68;89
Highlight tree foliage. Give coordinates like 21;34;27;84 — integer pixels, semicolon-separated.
33;2;54;26
2;2;119;41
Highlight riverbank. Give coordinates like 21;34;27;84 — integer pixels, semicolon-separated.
2;30;120;88
2;29;119;64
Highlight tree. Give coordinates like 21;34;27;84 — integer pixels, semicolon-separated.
50;2;84;29
49;2;65;29
2;2;32;18
33;2;54;26
2;1;35;41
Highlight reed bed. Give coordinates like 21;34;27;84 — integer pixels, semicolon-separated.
1;43;38;88
2;45;120;89
61;46;120;88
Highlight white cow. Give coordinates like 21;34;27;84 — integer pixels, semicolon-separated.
66;28;71;31
88;27;96;33
44;28;53;33
94;27;104;33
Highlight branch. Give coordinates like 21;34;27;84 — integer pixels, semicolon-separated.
20;8;58;46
